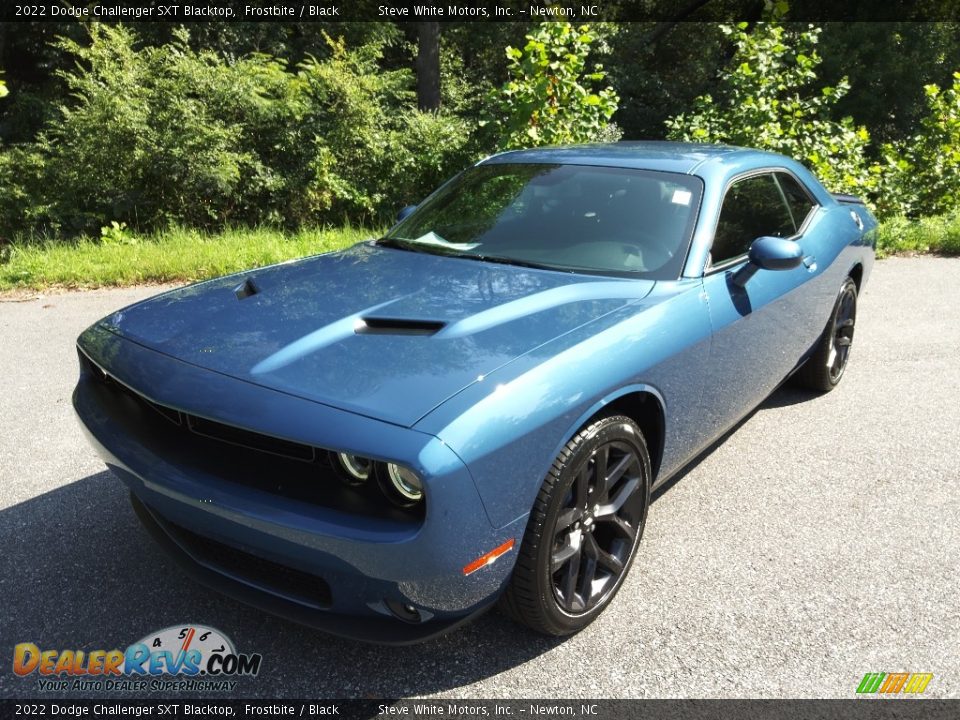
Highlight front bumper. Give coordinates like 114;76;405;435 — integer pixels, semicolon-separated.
73;324;525;643
129;493;492;644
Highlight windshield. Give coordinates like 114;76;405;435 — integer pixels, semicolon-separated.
383;163;703;279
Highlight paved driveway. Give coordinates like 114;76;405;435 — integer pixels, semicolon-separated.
1;257;957;699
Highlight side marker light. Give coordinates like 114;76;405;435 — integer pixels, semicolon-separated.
463;539;516;576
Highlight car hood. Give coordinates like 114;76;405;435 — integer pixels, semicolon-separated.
99;242;654;426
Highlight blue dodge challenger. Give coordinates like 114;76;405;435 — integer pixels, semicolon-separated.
74;143;875;642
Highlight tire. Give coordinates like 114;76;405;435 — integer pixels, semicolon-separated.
794;277;858;392
500;415;651;636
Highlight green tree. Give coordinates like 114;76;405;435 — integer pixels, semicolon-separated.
294;33;474;220
0;24;475;237
665;21;875;200
484;22;620;151
913;73;960;214
40;25;282;234
606;22;729;140
883;72;960;217
818;22;960;145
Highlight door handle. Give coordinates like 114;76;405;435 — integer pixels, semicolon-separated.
802;255;817;271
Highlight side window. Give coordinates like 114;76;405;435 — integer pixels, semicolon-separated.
776;172;817;231
712;174;794;266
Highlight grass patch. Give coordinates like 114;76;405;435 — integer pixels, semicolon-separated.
0;225;379;291
2;212;957;292
876;210;960;258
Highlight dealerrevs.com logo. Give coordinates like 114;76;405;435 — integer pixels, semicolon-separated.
13;625;262;693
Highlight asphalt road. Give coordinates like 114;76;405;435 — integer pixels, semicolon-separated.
0;257;957;700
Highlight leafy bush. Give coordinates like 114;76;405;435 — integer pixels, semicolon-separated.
881;72;960;218
387;110;476;206
665;21;876;200
0;146;49;234
876;210;960;257
0;25;473;238
37;25;276;234
100;221;135;246
484;22;620;151
293;36;475;222
293;36;412;221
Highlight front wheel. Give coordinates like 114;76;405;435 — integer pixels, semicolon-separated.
794;277;858;392
500;415;651;636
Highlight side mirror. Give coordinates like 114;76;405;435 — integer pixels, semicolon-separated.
732;236;803;286
396;205;417;222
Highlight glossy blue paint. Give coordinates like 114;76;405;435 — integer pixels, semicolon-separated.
100;244;653;428
747;236;804;270
416;279;713;528
74;142;875;642
74;328;522;624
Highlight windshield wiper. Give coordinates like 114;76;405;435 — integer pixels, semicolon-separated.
376;237;420;252
468;254;560;272
376;236;465;258
378;238;560;272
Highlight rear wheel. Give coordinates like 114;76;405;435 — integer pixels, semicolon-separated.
795;277;858;392
500;415;651;636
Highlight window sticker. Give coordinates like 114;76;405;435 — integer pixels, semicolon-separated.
672;189;692;206
413;231;480;250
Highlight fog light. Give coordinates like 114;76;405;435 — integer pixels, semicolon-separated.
381;463;423;505
335;452;372;485
384;598;422;624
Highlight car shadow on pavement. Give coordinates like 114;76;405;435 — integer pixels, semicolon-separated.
0;471;564;699
651;382;817;502
756;383;821;409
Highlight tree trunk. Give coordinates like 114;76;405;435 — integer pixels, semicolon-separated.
416;22;441;112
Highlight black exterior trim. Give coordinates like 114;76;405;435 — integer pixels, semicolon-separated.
832;193;866;205
130;494;492;645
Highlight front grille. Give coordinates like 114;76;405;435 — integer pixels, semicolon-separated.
78;348;424;524
185;414;317;462
80;349;319;463
163;516;333;609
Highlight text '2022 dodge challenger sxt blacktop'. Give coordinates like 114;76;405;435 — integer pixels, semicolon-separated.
74;142;875;643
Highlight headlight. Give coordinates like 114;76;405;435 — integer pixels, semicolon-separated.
380;463;424;506
335;452;372;485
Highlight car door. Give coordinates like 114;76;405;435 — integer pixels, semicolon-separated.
696;170;824;440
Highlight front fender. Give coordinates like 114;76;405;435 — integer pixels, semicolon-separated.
417;281;711;528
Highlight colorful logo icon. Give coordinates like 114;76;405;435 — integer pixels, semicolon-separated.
856;672;933;695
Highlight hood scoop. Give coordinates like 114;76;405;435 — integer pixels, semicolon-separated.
234;278;260;300
354;317;446;336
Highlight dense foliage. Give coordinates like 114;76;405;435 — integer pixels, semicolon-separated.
0;17;958;241
484;22;620;150
0;25;473;237
886;72;960;217
665;22;875;199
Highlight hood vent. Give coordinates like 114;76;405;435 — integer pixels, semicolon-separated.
354;317;446;336
234;278;260;300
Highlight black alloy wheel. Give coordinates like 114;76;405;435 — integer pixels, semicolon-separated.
500;415;651;636
795;276;858;392
828;281;858;383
